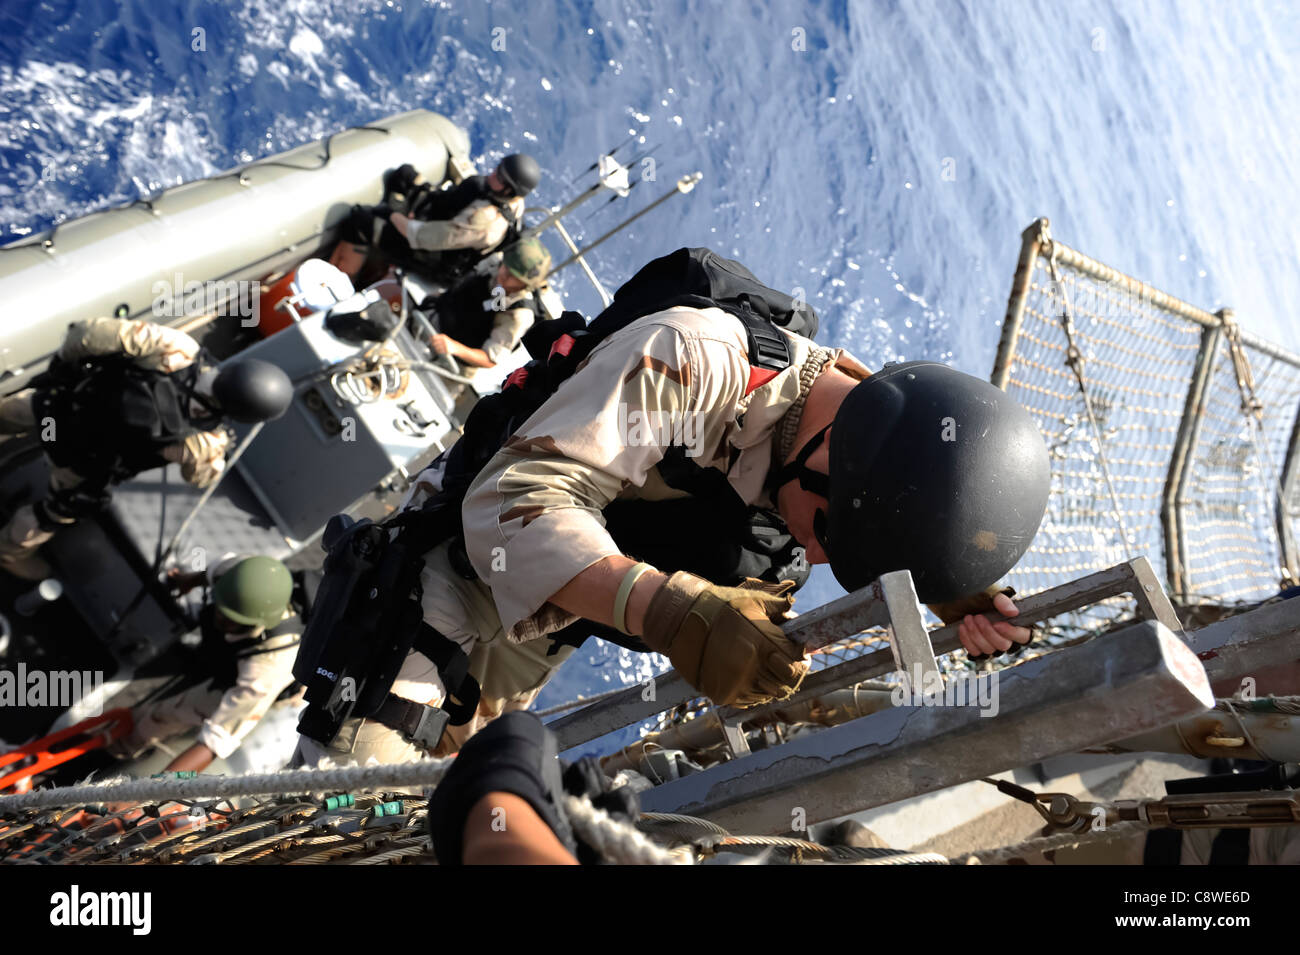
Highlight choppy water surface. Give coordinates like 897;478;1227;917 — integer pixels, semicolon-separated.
2;0;1296;749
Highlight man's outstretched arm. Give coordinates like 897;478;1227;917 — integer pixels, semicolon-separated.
548;554;667;637
461;310;749;642
58;317;200;372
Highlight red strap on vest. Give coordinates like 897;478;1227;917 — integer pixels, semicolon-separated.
549;333;576;359
745;366;779;396
505;366;529;390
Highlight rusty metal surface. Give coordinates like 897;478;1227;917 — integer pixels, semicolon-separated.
1183;596;1300;684
1140;790;1300;829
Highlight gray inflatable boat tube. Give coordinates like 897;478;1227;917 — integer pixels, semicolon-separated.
0;109;469;391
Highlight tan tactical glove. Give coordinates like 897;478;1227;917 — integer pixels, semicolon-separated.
641;573;809;707
927;584;1016;626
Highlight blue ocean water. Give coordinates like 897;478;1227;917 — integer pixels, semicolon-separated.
1;0;1297;753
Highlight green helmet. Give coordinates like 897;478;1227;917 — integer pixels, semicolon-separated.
503;238;551;288
212;556;294;629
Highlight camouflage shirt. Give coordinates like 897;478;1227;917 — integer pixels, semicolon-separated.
405;196;525;253
458;305;869;642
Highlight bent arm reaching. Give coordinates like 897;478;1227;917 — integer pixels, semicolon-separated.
429;307;536;370
194;638;298;761
59;317;200;373
461;308;749;643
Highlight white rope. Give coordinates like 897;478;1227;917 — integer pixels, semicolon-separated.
0;759;453;814
1217;698;1272;759
563;795;689;865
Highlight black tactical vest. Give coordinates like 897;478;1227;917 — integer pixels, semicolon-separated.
33;357;214;482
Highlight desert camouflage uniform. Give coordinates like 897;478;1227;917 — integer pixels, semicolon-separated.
0;318;231;566
117;554;300;762
296;305;868;764
405;196;525;255
444;251;564;371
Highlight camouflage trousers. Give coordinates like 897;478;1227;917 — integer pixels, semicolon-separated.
111;682;227;761
292;538;577;767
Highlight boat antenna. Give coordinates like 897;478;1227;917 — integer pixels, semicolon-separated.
546;172;703;280
562;133;640;188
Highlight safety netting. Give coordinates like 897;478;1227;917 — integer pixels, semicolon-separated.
993;220;1300;626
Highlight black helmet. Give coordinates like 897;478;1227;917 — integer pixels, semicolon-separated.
211;358;294;423
780;361;1050;603
495;153;541;197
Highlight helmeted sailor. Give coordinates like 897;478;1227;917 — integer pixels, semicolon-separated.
294;248;1051;766
334;153;542;286
113;555;306;773
0;316;293;579
426;237;560;373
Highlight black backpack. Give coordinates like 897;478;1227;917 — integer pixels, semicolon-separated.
32;355;215;483
293;248;816;745
439;246;817;506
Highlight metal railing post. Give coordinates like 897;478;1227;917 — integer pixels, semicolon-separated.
991;218;1047;390
1276;403;1300;586
1161;319;1223;601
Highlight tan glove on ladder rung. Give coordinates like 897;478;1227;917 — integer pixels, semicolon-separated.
641;572;809;708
